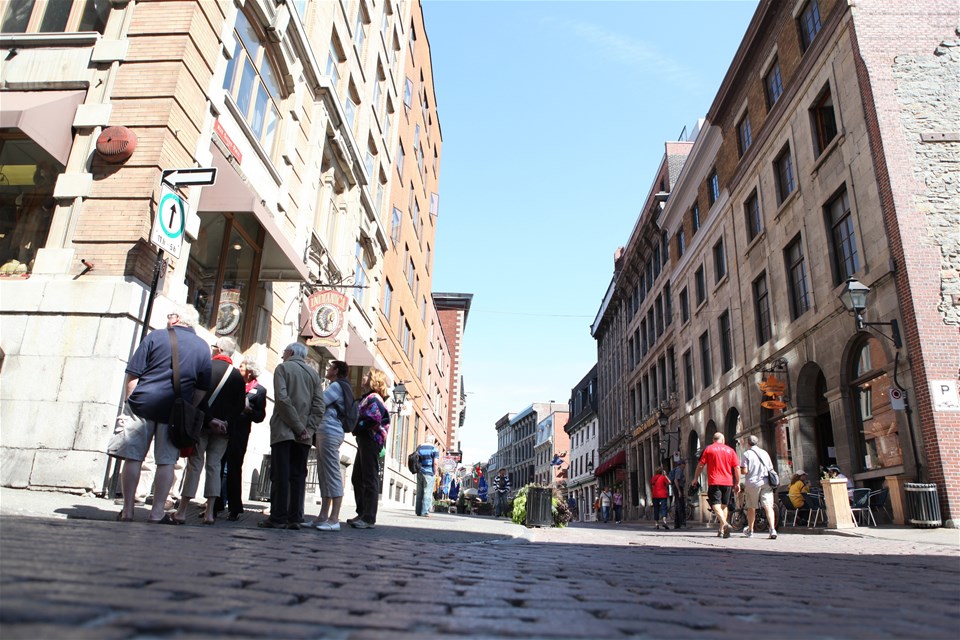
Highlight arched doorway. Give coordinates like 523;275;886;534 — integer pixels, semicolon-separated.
795;362;835;477
848;337;903;475
724;407;741;452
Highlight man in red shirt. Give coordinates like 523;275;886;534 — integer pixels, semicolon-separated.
691;432;741;538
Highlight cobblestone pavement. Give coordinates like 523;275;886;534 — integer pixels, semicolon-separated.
1;492;958;639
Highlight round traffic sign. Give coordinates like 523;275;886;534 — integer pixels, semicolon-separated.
890;388;903;400
157;192;185;239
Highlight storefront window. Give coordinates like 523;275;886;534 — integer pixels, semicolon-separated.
1;0;109;34
851;338;902;471
185;213;262;344
0;136;61;276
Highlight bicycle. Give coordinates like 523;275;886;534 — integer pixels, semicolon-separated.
728;491;769;533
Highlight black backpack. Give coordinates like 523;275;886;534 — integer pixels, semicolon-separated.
334;380;358;433
407;451;420;474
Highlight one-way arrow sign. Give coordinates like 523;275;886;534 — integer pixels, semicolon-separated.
161;167;217;188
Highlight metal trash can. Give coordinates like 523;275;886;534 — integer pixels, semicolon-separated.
526;487;553;527
904;483;941;528
254;454;272;502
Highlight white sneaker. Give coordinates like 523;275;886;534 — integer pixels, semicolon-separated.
769;529;777;540
316;522;340;531
306;519;327;528
743;528;753;538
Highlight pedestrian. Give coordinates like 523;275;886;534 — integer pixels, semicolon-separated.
612;488;624;523
740;434;778;539
788;471;810;509
174;336;245;525
599;487;613;523
347;368;391;530
651;468;670;529
258;343;322;530
668;458;687;529
224;356;266;521
492;468;511;518
308;360;351;531
107;304;211;524
691;432;741;538
414;438;440;516
566;494;578;521
449;479;460;503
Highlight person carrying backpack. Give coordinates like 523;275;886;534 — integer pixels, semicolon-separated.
414;438;440;517
308;360;353;531
348;368;390;529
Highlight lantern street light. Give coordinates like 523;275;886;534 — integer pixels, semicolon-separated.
838;277;902;348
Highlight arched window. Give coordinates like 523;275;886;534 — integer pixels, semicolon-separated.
222;11;282;155
850;338;902;471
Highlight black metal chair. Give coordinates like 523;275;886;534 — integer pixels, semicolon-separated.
851;487;875;526
869;488;891;523
803;492;824;527
779;491;806;527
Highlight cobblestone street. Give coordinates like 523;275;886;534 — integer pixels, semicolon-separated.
1;490;958;638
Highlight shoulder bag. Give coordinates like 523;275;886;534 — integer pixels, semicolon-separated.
204;364;233;436
751;449;780;489
167;328;205;449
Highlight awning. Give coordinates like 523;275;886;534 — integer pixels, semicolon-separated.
198;147;310;282
345;324;377;367
0;90;85;165
594;451;626;477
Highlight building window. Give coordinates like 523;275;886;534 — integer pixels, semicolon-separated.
745;190;762;242
785;235;810;318
695;264;706;306
826;187;859;284
683;349;694;401
699;331;713;388
661;230;670;266
691;203;701;234
713;238;726;283
798;0;822;51
665;281;672;326
774;144;796;204
737;112;752;157
185;212;263;347
708;169;720;206
676;228;686;257
353;5;368;55
223;11;283;155
753;273;772;346
397;143;405;178
719;310;733;373
765;58;783;109
325;39;343;89
390;207;401;245
851;338;902;471
403;77;413;109
407;257;415;291
0;136;61;275
383;279;393;321
655;294;664;336
1;0;109;33
811;85;838;156
353;241;369;307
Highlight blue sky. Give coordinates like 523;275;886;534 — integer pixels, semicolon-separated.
423;0;759;464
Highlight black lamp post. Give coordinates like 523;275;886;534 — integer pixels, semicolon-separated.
392;382;408;413
839;277;902;348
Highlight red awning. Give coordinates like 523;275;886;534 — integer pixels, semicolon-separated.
594;451;626;477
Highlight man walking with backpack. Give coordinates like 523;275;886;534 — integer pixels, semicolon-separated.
740;434;778;539
414;439;440;516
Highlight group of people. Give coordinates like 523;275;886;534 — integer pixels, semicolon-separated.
595;487;624;523
108;303;416;531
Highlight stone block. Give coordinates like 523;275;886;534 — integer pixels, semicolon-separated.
31;449;106;490
0;355;65;401
0;280;45;312
72;103;112;128
39;280;121;315
30;248;77;275
0;400;79;449
92;316;139;360
59;357;127;403
0;447;35;487
21;314;99;356
0;314;28;356
108;280;149;318
52;173;93;199
74;403;119;452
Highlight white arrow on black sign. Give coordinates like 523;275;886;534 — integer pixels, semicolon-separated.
161;167;218;188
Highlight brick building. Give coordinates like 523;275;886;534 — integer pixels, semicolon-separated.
533;409;569;487
0;1;455;510
593;0;959;526
433;292;473;455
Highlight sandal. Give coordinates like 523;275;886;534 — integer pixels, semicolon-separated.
149;513;183;525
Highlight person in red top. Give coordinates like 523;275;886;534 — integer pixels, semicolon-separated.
692;432;741;538
650;467;671;530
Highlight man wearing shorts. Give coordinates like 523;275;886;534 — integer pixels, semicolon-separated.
740;434;778;539
108;304;211;523
692;432;740;538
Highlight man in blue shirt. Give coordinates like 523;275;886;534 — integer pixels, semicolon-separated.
414;439;440;516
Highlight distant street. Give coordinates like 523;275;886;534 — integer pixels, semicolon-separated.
1;492;958;638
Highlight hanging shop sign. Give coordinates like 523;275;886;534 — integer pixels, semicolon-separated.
300;289;348;348
759;374;787;410
215;288;242;336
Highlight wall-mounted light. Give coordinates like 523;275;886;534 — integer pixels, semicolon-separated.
839;277;902;348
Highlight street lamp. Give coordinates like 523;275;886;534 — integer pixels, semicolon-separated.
658;410;680;460
839;277;902;348
392;382;408;410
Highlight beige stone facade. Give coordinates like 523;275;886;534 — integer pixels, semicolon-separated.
0;1;453;507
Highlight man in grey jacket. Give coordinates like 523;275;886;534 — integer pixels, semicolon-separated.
259;343;323;529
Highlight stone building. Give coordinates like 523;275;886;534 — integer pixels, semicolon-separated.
564;365;599;521
593;0;959;525
433;292;473;455
0;0;454;509
493;402;566;490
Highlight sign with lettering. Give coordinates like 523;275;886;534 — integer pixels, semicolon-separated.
151;184;187;258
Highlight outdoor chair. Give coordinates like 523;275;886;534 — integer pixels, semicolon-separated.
851;488;876;526
869;488;891;523
779;491;806;527
803;492;824;527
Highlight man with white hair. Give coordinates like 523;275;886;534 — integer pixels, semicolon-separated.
741;434;778;539
259;342;323;529
108;303;211;524
224;355;267;520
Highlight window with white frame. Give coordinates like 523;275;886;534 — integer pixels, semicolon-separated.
765;58;784;109
774;144;796;204
1;0;109;33
798;0;822;52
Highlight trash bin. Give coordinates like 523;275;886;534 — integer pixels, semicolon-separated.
526;487;553;527
904;483;941;528
254;454;272;502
